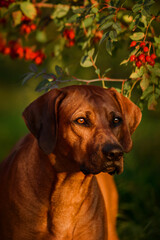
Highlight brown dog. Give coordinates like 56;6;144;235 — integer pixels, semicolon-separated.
0;85;141;240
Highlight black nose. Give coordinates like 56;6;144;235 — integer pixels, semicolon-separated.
102;144;123;161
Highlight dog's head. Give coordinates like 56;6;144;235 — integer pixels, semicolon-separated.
23;85;142;175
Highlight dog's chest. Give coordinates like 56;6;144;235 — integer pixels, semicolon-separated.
47;173;106;239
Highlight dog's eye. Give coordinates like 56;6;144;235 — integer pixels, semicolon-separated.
76;118;86;125
112;117;122;126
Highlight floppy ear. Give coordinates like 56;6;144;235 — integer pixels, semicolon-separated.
22;89;65;154
109;88;142;152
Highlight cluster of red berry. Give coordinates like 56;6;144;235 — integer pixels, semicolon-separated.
130;41;156;68
0;37;45;65
63;28;75;47
20;16;37;35
0;0;15;8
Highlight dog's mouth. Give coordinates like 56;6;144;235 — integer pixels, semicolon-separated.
102;166;119;175
80;164;121;175
80;166;100;175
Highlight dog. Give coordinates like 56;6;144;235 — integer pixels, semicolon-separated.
0;85;142;240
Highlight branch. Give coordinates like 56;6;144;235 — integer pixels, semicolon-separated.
72;77;128;83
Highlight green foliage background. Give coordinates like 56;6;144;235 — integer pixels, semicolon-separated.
0;45;160;240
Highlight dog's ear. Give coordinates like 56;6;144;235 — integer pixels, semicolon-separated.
22;89;65;154
108;88;142;152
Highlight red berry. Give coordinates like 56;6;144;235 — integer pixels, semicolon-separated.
21;15;31;23
25;26;31;34
35;56;43;65
66;40;75;47
0;37;6;52
30;24;37;31
24;47;34;60
136;60;142;68
151;53;156;60
143;46;149;53
16;47;24;59
63;29;70;38
130;55;136;62
145;55;151;63
20;24;31;34
130;41;137;47
3;47;11;55
140;42;146;47
149;59;155;66
93;31;103;44
68;29;75;40
0;0;15;8
30;51;38;60
138;54;145;63
63;28;75;41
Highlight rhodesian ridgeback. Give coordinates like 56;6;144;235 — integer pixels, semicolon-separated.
0;85;141;240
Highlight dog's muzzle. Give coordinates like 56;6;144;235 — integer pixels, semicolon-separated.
102;144;124;175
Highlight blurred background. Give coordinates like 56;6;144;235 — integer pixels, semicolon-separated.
0;44;160;240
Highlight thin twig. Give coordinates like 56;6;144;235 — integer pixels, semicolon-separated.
121;80;125;94
72;77;128;83
144;16;155;41
128;78;140;98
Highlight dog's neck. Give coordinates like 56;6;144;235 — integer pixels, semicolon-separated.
48;171;99;238
47;153;103;238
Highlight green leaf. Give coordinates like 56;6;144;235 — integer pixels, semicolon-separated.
3;3;19;17
20;2;37;20
129;48;139;57
36;31;47;43
148;94;157;110
99;32;109;45
29;63;38;73
87;48;95;57
120;59;129;65
148;63;160;77
95;68;100;76
104;68;111;74
99;21;113;31
109;30;117;41
51;4;70;19
155;88;160;96
140;74;149;91
154;36;160;44
140;15;147;28
80;49;95;68
12;10;22;26
132;4;142;13
72;7;85;14
35;79;50;92
67;14;78;23
130;32;144;41
91;7;99;14
144;0;155;7
150;75;158;85
106;40;113;55
22;72;35;85
141;8;150;17
141;86;153;100
130;67;143;79
80;55;93;68
112;22;121;32
130;72;139;79
83;17;94;28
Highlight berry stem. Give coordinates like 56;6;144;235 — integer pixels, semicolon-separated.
128;78;141;98
144;16;155;41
